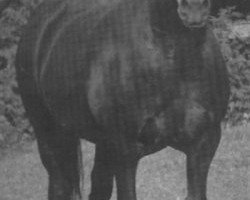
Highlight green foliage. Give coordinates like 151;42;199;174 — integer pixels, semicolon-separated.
212;8;250;125
0;0;37;149
0;65;33;149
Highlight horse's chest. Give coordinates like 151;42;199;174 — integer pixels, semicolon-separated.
171;81;213;141
87;41;212;141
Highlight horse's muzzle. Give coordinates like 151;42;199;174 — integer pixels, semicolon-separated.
182;19;208;29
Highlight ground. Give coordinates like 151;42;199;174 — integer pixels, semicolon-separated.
0;124;249;200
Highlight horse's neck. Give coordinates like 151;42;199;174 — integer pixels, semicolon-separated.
175;29;207;49
148;0;208;80
174;29;207;81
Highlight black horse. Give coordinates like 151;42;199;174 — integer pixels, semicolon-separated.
15;0;230;199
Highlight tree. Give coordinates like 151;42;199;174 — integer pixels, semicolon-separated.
212;0;250;16
0;0;21;15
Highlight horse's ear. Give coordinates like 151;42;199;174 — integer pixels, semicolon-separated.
203;0;210;7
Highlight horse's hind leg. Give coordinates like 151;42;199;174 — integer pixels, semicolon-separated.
22;96;82;200
89;142;115;200
184;124;221;200
37;127;82;200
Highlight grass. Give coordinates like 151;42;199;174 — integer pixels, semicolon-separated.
0;124;249;200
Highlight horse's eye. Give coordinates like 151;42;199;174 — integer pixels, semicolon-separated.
178;10;188;18
182;0;189;7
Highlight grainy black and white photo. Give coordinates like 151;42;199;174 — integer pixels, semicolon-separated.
0;0;249;200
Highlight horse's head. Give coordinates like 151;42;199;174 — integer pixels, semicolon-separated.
176;0;211;28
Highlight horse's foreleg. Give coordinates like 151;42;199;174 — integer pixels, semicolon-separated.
185;125;221;200
89;143;115;200
114;156;138;200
